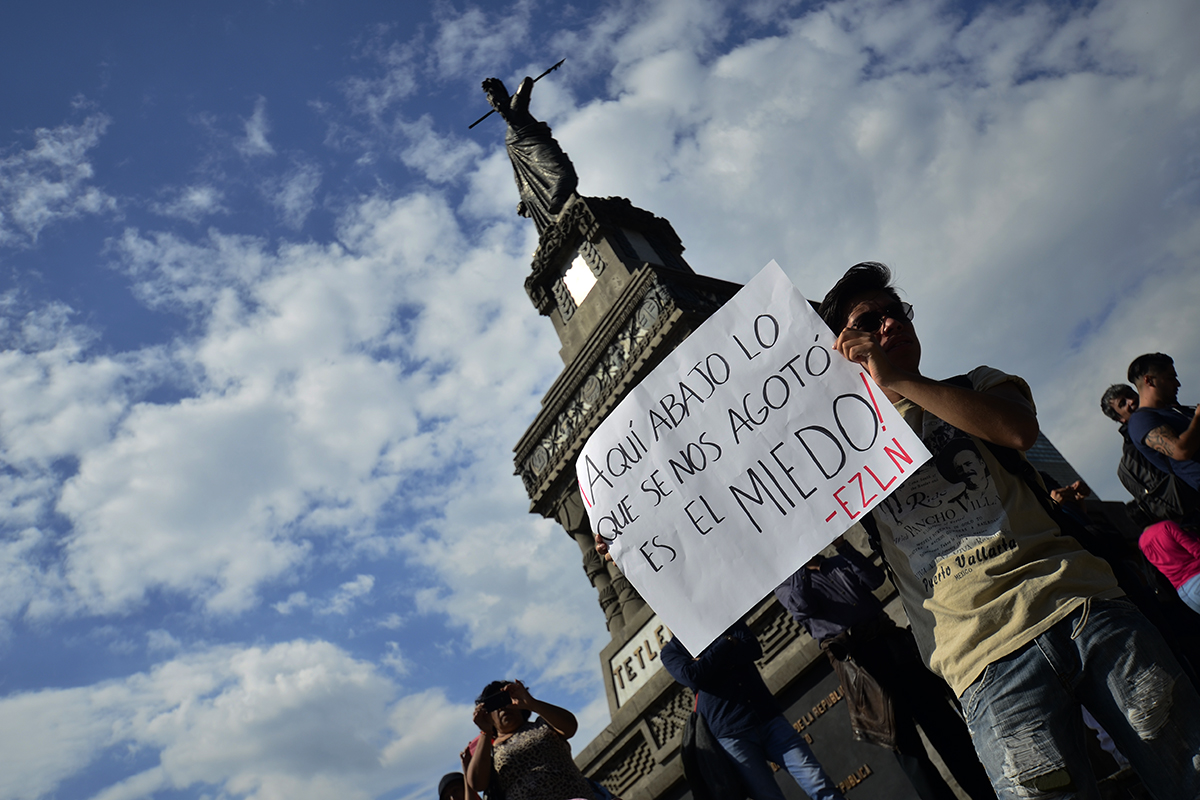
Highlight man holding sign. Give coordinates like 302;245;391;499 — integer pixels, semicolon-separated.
819;262;1200;800
577;261;931;657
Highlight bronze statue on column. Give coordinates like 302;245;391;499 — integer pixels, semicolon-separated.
481;75;579;233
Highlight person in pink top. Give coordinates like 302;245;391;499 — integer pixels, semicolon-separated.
1139;521;1200;614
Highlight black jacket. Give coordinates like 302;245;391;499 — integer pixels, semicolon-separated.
660;622;779;739
1118;424;1200;524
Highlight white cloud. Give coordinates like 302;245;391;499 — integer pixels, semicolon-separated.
0;298;149;465
377;612;406;630
151;184;228;222
0;295;175;625
272;591;309;615
0;528;62;633
429;2;533;82
237;97;276;158
88;767;170;800
396;115;484;185
0;640;471;800
147;629;182;653
0;114;117;247
268;161;322;229
381;641;412;676
24;183;587;640
341;28;419;125
0;684;120;800
320;574;375;616
379;688;472;771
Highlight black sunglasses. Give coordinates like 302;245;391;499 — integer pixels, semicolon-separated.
845;301;913;333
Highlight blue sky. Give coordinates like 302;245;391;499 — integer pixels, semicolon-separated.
0;1;1198;798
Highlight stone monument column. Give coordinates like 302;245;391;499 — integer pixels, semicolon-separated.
509;189;742;637
558;491;645;630
479;75;737;635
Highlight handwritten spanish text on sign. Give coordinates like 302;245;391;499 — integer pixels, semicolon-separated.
575;262;930;654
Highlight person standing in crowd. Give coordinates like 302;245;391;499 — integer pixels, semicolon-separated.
816;261;1200;800
1127;353;1200;491
661;621;845;800
440;746;482;800
466;679;597;800
439;768;477;800
775;536;995;800
1100;382;1199;523
1140;520;1200;616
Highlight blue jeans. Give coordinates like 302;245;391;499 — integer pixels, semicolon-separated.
960;597;1200;800
717;714;844;800
1178;572;1200;615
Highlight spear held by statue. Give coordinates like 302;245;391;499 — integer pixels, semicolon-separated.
468;58;566;129
474;59;578;234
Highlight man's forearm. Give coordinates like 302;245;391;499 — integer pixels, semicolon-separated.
1146;418;1200;461
1178;411;1200;459
882;375;1039;451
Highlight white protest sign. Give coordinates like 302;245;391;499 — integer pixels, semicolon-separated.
575;261;931;655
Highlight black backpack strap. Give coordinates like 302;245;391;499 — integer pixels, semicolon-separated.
860;512;882;553
862;372;1036;575
942;375;1138;569
857;512;899;585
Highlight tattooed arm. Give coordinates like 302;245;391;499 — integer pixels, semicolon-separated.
1145;407;1200;461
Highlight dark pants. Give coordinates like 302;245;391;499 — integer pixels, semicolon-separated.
842;624;997;800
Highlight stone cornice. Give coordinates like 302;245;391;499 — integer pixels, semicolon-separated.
514;266;741;514
524;196;689;316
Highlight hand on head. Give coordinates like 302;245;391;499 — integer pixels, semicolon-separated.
504;680;533;709
472;702;496;735
474;680;534;737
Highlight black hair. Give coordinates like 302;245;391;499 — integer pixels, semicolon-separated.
1100;384;1136;421
476;680;532;722
818;262;901;332
439;773;464;800
933;437;987;486
476;680;509;703
1128;353;1173;386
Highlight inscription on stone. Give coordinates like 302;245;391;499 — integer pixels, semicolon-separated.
838;764;873;793
792;686;844;734
609;615;672;707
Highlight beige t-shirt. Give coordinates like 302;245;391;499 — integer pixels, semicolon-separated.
874;366;1121;696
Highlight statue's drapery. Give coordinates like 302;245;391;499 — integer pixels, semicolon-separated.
483;76;578;233
505;117;578;232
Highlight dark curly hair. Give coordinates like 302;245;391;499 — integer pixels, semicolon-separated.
476;680;532;722
1100;384;1136;422
818;262;902;333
